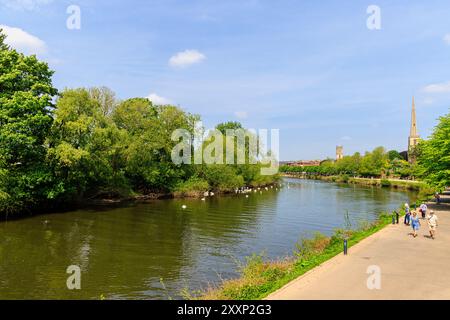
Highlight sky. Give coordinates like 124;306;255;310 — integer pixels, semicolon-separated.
1;0;450;161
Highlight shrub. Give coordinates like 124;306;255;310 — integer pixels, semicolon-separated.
173;177;209;197
380;179;391;187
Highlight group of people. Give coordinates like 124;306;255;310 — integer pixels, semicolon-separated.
403;202;438;239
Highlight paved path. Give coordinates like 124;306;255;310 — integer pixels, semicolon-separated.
267;189;450;300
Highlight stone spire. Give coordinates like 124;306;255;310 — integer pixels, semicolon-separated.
410;96;418;137
408;96;420;162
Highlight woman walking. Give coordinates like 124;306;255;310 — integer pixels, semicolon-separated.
410;211;420;238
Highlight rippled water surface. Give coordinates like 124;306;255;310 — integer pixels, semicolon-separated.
0;178;417;299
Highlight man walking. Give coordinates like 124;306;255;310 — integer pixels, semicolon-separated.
427;210;438;239
404;203;411;225
435;193;441;205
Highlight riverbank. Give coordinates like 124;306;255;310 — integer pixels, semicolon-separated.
282;173;426;191
1;181;281;221
267;188;450;299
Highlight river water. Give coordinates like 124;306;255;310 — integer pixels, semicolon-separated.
0;178;417;299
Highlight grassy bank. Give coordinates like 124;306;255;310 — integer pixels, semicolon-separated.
283;173;428;191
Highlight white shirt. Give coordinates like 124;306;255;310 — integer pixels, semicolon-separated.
427;214;438;227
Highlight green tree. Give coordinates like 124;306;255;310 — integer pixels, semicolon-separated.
88;86;118;116
48;88;128;200
113;98;197;191
417;112;450;188
0;30;58;213
387;150;402;161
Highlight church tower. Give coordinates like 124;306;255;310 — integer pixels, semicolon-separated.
336;146;343;161
408;96;420;162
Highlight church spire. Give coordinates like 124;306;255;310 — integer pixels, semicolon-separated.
408;96;420;163
410;96;418;137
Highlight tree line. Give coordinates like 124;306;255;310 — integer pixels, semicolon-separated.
281;147;417;178
0;30;278;215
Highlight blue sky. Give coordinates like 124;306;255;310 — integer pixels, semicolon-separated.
1;0;450;160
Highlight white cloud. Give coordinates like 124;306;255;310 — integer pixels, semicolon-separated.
444;34;450;45
0;25;47;55
234;111;248;119
422;81;450;94
423;98;434;105
169;49;206;68
147;93;171;105
0;0;53;10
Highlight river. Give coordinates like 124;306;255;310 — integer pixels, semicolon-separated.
0;178;417;299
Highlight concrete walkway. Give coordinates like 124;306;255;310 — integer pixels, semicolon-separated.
267;189;450;300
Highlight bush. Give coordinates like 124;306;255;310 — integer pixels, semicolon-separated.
173;177;209;197
202;165;245;191
380;179;391;187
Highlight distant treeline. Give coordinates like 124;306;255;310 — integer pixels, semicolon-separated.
0;30;278;216
281;147;416;178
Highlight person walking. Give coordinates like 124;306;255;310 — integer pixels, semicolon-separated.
410;211;420;238
435;193;441;205
427;210;438;239
404;203;411;225
419;203;428;219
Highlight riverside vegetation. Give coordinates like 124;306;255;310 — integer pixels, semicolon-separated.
0;30;278;217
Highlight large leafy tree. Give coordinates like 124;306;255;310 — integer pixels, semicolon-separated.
48;88;128;200
113;98;198;191
417;112;450;188
0;29;58;213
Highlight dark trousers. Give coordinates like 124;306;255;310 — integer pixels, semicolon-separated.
404;213;411;225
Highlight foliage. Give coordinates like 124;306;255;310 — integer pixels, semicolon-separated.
0;30;58;213
416;111;450;189
280;146;416;179
173;176;209;197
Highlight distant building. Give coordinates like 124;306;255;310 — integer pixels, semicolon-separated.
408;96;420;163
336;146;344;161
286;160;322;167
